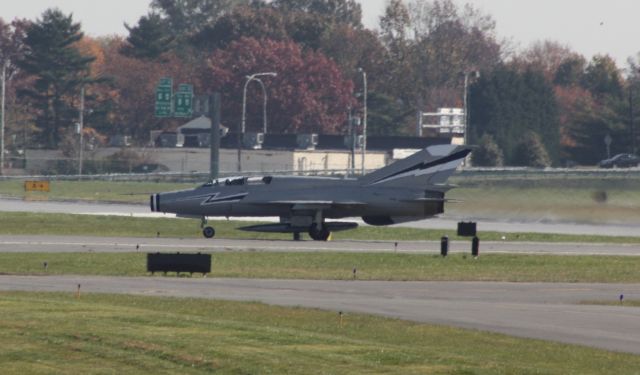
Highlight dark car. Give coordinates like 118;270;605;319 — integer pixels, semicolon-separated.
598;153;640;168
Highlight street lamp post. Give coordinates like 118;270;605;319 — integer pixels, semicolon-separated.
255;78;268;134
358;68;367;175
239;72;277;172
0;60;7;176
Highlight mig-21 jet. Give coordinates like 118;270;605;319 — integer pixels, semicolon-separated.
150;144;471;241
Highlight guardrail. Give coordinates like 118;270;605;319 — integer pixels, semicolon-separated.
456;167;640;180
0;169;360;182
2;167;640;182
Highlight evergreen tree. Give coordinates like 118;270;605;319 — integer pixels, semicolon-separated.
472;134;504;166
18;9;95;148
512;130;551;167
191;6;287;51
554;56;586;86
151;0;249;40
469;65;560;165
270;0;363;28
582;55;623;99
122;13;174;60
366;92;413;136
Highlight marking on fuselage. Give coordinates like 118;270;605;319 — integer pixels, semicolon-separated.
202;193;248;205
174;193;212;203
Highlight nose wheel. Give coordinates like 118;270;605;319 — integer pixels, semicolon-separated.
201;217;215;239
203;226;216;239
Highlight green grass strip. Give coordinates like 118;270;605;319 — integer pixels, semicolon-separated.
3;252;640;283
1;211;639;243
0;292;638;374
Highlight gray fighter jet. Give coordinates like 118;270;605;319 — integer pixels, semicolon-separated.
150;144;470;240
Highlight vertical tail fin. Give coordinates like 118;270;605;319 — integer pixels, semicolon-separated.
359;145;471;186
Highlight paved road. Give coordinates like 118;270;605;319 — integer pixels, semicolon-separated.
1;275;639;354
0;235;639;255
2;197;639;237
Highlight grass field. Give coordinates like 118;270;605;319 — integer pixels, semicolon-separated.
1;292;638;374
1;211;639;243
447;175;640;224
3;252;640;283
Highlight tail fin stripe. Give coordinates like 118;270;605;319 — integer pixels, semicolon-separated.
371;149;470;184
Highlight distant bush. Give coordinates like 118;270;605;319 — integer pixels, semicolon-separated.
512;131;552;167
472;134;504;167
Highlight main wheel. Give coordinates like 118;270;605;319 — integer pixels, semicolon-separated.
203;226;216;239
308;224;331;241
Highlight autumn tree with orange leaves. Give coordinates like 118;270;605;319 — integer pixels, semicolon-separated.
204;37;355;134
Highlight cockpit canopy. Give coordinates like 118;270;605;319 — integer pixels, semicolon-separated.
201;176;273;188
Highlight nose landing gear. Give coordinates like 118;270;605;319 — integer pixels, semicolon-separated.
203;226;216;238
201;217;216;239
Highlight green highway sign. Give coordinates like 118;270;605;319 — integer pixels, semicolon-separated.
174;84;194;118
155;77;173;118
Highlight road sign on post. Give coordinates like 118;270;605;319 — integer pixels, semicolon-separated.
155;78;173;118
174;84;194;118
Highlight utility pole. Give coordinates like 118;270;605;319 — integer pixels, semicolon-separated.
462;71;480;167
348;109;356;176
0;60;7;176
463;70;481;147
78;86;85;177
358;68;367;175
631;85;636;154
416;96;424;137
209;93;221;180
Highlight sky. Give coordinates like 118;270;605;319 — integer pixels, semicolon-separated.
1;0;639;67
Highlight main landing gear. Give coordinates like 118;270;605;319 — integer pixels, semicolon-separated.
308;223;331;241
201;217;216;239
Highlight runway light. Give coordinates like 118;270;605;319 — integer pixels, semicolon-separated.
353;267;357;280
43;262;48;271
75;284;81;299
620;294;624;304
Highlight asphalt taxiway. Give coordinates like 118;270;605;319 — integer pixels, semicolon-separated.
0;234;639;256
1;275;639;354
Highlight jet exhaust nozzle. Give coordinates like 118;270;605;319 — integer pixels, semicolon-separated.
150;194;160;212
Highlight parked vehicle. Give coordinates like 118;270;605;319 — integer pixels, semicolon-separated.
598;153;640;168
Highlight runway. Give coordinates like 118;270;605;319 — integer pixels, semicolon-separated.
1;275;639;354
0;235;639;255
2;197;640;237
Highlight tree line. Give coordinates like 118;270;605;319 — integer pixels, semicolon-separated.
1;0;639;166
